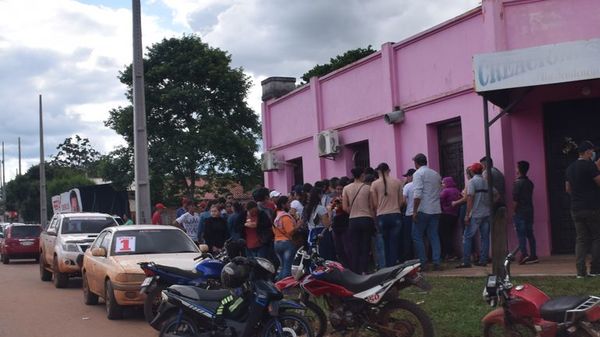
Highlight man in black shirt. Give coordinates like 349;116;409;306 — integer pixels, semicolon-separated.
513;161;537;265
565;141;600;278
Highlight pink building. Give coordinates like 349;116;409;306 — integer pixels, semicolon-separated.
260;0;600;256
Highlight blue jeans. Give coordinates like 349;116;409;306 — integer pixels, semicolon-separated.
463;216;490;265
274;240;296;280
514;215;536;258
246;245;269;259
377;213;402;267
412;212;441;265
373;223;386;269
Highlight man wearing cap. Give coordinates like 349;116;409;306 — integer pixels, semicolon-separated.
566;140;600;278
152;203;166;225
457;162;491;268
401;168;417;262
411;153;442;271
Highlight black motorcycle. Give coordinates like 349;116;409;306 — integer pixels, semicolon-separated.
152;256;315;337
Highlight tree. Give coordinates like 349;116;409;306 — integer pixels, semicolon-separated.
106;35;261;199
50;135;101;172
301;46;377;83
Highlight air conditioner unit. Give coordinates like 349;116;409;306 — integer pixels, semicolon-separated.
261;151;279;171
315;130;341;157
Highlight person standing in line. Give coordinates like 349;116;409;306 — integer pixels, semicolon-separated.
242;201;273;258
480;156;506;207
303;188;334;260
411;153;442;271
513;160;538;265
401;169;416;263
371;163;403;267
273;196;298;280
439;176;461;261
457;163;491;268
204;205;229;253
152;203;166;225
331;180;351;266
566;141;600;278
452;167;477;263
343;167;375;274
227;202;244;241
173;200;201;244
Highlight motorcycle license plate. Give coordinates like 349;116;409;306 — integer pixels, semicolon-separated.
141;277;153;287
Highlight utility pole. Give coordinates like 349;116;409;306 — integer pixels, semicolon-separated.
39;95;48;228
18;137;21;175
2;141;5;202
132;0;151;224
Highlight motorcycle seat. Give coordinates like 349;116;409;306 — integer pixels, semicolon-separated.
154;264;199;279
318;264;405;294
169;285;231;302
540;296;589;323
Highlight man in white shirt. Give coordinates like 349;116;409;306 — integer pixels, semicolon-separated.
173;201;201;244
411;153;442;271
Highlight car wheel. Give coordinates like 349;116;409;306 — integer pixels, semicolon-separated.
52;257;69;288
1;253;9;264
82;272;99;305
105;280;123;320
39;253;52;281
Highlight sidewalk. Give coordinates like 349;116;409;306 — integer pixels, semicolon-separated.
430;255;576;277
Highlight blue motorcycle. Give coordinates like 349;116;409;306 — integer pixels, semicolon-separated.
140;239;246;327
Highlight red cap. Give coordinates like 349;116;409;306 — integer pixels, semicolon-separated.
155;203;166;209
469;163;484;175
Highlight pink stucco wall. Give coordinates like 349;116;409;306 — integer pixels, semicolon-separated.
262;0;600;256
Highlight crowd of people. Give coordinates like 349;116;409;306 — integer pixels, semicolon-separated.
146;141;600;280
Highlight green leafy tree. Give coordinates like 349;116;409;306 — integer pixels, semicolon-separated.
106;35;261;200
50;135;101;172
301;46;377;83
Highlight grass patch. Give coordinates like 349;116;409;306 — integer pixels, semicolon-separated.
400;276;600;337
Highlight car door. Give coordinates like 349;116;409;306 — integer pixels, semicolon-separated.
86;231;107;294
96;231;113;296
44;217;59;263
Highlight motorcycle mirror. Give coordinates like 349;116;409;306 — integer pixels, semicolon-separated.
199;244;209;253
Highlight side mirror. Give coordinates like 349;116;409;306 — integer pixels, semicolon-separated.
198;244;209;253
91;247;107;257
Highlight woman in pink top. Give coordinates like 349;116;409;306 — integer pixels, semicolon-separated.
439;176;461;260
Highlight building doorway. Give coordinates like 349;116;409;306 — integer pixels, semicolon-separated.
544;97;600;254
438;120;465;189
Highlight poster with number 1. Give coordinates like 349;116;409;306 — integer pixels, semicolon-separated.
115;236;136;253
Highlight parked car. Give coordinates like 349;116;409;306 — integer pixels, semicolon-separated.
39;212;119;288
81;225;200;320
0;224;42;264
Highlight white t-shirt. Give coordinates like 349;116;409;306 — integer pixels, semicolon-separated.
403;182;415;216
290;200;304;218
306;205;327;230
176;212;200;241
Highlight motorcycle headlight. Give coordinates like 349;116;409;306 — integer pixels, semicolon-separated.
62;243;79;252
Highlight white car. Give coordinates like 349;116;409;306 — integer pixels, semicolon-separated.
39;212;119;288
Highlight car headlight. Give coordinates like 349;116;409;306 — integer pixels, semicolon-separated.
61;243;79;252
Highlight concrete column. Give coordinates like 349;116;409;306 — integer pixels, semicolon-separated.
380;42;403;178
310;77;327;179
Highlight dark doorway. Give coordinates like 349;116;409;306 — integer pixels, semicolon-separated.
287;157;304;187
348;141;370;169
438;120;465;189
544;97;600;254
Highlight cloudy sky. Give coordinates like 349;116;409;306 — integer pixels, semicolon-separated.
0;0;477;182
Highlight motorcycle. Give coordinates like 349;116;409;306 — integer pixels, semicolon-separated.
482;247;600;337
140;239;246;326
152;256;314;337
277;246;434;337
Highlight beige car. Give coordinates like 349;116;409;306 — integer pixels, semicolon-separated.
81;225;200;320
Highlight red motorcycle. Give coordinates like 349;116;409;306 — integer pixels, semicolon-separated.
482;248;600;337
276;247;435;337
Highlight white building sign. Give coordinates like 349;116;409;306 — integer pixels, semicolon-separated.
474;39;600;92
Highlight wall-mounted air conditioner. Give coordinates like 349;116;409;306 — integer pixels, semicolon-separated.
315;130;341;157
261;151;279;171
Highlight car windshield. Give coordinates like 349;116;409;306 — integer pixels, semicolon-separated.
111;229;199;256
61;217;116;234
11;226;41;238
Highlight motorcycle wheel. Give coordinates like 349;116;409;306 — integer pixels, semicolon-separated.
159;314;200;337
483;322;536;337
282;300;327;337
261;312;315;337
357;299;434;337
144;284;166;328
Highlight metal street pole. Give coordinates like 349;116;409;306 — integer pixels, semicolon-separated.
39;95;48;228
18;137;21;176
2;141;5;202
132;0;151;224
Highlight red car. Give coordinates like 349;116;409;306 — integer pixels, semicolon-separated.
0;223;42;264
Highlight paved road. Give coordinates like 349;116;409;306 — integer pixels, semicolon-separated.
0;259;156;337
